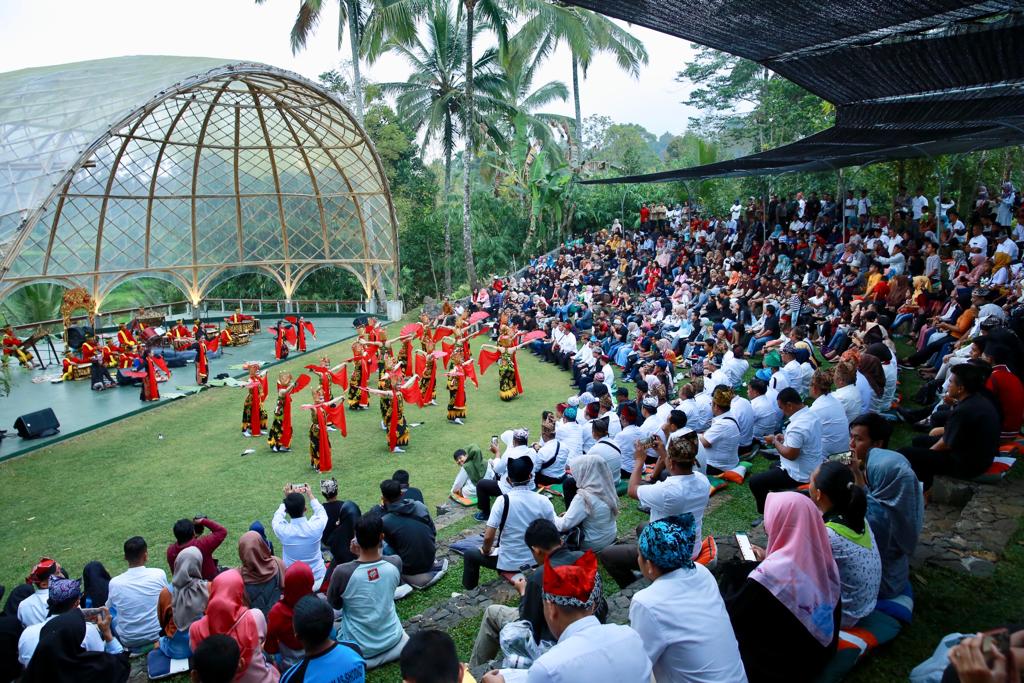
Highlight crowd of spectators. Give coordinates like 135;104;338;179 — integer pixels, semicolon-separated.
2;180;1023;683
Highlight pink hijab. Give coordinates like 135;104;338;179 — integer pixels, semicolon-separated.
751;492;841;647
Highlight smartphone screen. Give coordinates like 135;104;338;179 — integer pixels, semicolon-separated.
736;532;756;562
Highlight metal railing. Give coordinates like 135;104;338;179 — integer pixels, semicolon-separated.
10;298;368;334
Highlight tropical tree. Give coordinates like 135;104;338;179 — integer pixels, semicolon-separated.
520;2;647;163
476;28;572;151
257;0;367;122
458;0;514;291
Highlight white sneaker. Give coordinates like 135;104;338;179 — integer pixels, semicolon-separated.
242;430;252;437
380;421;387;431
327;425;337;432
429;400;438;406
451;418;464;425
408;422;422;428
392;446;405;453
394;584;413;600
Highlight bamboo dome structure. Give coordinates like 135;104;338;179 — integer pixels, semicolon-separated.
0;56;400;307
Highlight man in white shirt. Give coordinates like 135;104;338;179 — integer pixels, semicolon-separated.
911;187;929;223
584;417;623;480
630;516;748;683
535;422;569;486
18;559;63;628
614;403;645;478
748;378;782;439
722;346;749;387
730;393;756;457
554;407;582;465
555;323;578;371
995;231;1019;261
484;552;651;683
462;455;555;589
808;370;851;456
968;224;988;256
780;344;805;396
18;578;124;666
599;433;711;588
749;388;823;513
272;485;329;589
475;428;537;522
698;386;741;473
678;383;712;433
106;536;168;648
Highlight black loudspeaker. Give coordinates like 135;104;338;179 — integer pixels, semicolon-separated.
14;408;60;439
66;325;94;350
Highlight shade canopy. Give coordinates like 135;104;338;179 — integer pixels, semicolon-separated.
567;1;1024;184
0;56;399;303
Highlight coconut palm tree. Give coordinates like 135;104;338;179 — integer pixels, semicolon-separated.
257;0;368;122
378;0;500;295
520;2;647;163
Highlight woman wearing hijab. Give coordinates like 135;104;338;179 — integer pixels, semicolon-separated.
990;251;1012;288
264;562;314;670
554;454;618;552
864;343;897;413
22;611;130;683
857;353;884;412
630;514;747;683
891;276;930;335
157;547;208;659
808;462;881;627
80;562;110;609
723;492;841;682
190;570;279;683
238;531;286;618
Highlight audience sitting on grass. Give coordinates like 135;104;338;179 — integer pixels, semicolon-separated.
401;630;464;683
168;516;228;582
190;634;241;683
238;531;286;618
264;561;314;671
279;595;364;683
553;453;618;552
749;387;824;514
326;514;408;669
374;479;445;583
157;547;207;660
272;485;328;591
20;608;130;683
18;558;65;628
462;455;556;590
106;536;168;650
319;478;360;562
18;577;125;667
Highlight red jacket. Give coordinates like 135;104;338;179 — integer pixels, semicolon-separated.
166;518;227;580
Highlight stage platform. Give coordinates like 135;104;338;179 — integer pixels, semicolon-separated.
0;316;356;461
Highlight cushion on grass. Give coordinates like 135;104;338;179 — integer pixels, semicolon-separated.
875;582;915;624
695;536;717;568
146;649;189;680
720;461;753;484
974;455;1016;484
813;610;903;683
405;558;449;590
707;476;729;497
537;483;564;498
449;492;477;507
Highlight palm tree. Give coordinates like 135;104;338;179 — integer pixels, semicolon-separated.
257;0;367;122
457;0;513;292
379;0;497;295
478;29;572;150
520;2;647;163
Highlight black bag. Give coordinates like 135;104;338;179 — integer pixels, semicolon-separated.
562;526;584;551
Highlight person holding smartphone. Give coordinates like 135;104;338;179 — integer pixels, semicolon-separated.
18;578;124;667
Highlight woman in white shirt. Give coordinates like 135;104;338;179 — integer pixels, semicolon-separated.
554;454;618;552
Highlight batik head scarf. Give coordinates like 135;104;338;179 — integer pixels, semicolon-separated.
638;513;696;573
752;492;841;647
542;550;602;611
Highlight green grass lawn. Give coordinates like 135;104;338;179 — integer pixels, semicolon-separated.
2;330;1022;682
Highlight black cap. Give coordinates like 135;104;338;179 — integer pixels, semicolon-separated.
507;456;534;485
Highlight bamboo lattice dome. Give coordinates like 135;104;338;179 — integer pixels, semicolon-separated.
0;56;400;304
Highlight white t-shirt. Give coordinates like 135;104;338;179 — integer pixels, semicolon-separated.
810;394;850;456
968;234;988;255
17;589;49;628
19;614;124;666
767;371;790;403
586;437;623;479
911;195;929;220
750;394;782;437
834;384;864;424
630;566;748;683
697;413;741;471
779;406;824;482
615;424;644;474
272;497;329;589
536;438;568;479
106;566;169;644
487;487;556;571
555;420;582;463
729;396;755;447
636;473;712;559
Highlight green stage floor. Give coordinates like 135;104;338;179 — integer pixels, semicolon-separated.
0;317;356;460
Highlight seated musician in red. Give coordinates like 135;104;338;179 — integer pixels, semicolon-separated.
226;308;254;323
2;326;33;368
168;321;192;342
115;322;138;351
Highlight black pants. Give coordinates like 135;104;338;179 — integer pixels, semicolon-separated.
906;333;952;366
476;479;502;517
899;435;982;491
462;547;500;589
536;472;565;487
749;462;804;513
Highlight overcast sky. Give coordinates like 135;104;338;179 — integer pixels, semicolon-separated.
0;0;700;141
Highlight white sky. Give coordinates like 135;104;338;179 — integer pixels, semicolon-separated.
0;0;700;143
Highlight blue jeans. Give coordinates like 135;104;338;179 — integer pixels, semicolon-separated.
746;336;770;356
891;313;915;333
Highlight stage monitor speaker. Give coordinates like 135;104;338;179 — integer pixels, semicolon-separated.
66;326;94;350
14;408;60;439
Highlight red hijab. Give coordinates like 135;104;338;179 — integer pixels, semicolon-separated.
265;562;314;653
189;570;261;676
